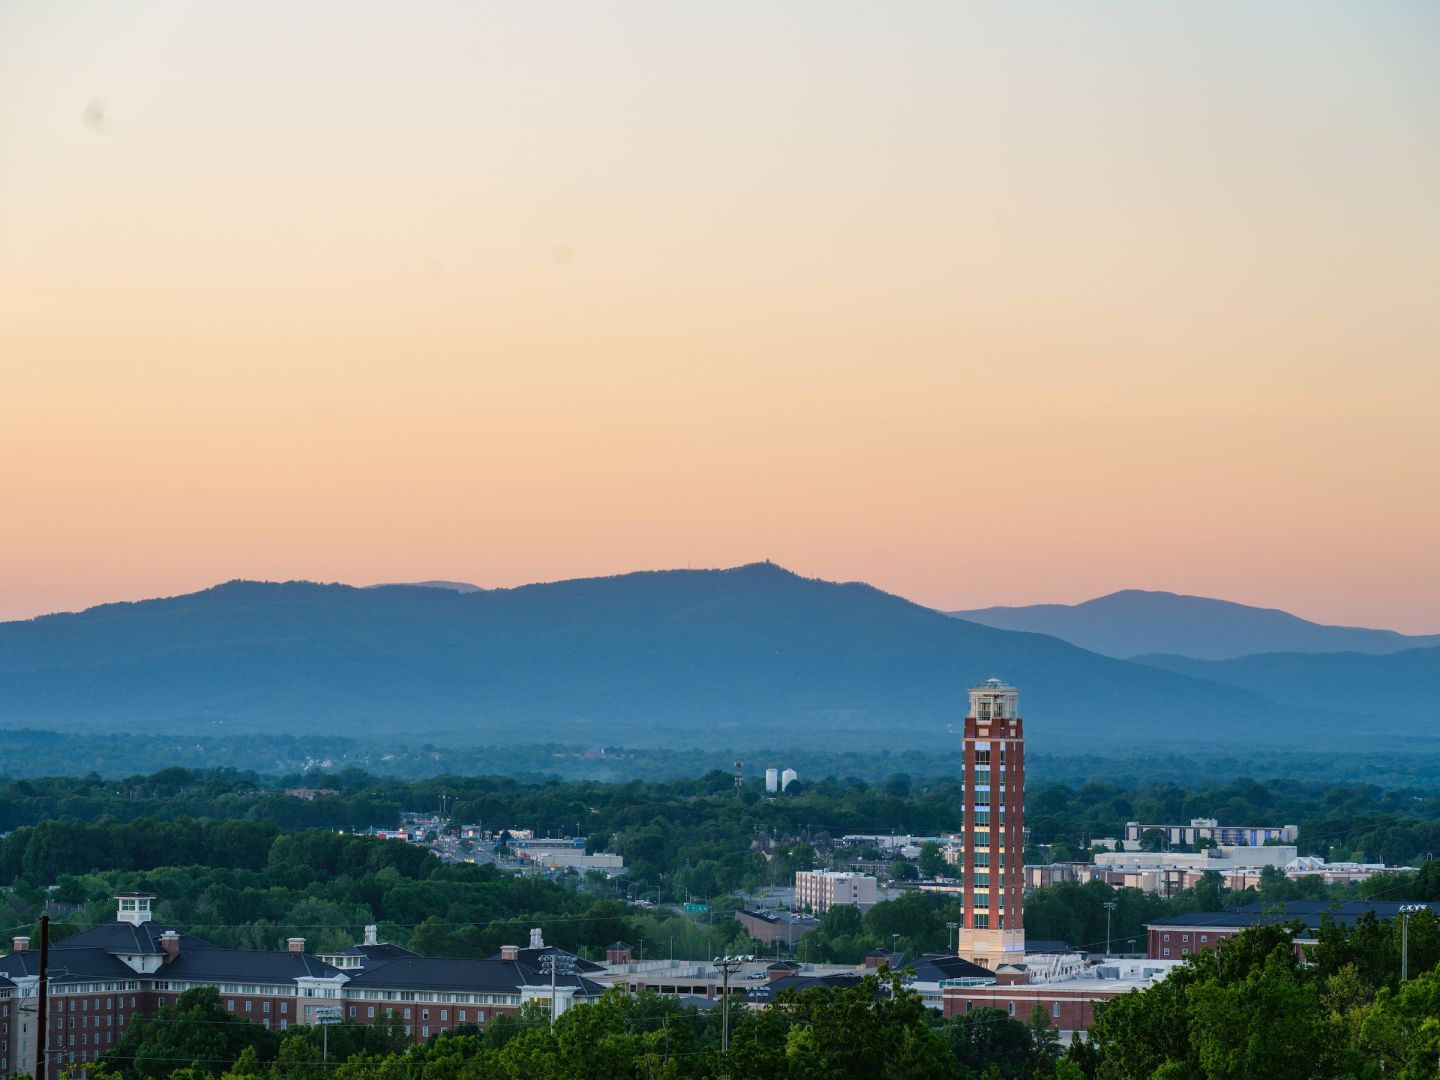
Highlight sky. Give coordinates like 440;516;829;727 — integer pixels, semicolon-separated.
2;2;1438;632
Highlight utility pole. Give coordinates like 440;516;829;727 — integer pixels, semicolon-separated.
36;915;49;1080
713;954;747;1068
1104;901;1117;958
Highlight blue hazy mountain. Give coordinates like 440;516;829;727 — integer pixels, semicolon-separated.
951;589;1440;661
0;564;1358;751
366;580;485;592
1135;646;1440;722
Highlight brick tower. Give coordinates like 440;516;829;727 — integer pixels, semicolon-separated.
955;678;1026;971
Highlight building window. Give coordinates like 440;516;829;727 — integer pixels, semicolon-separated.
1163;948;1171;957
422;1009;429;1021
245;1001;253;1013
404;1009;412;1020
349;1006;356;1018
1200;935;1208;944
1163;934;1170;942
368;1007;375;1019
1008;1002;1016;1016
458;1010;466;1022
422;1026;430;1038
440;1010;448;1021
1052;1002;1060;1019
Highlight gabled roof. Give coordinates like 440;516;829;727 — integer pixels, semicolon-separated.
53;921;219;956
321;942;419;972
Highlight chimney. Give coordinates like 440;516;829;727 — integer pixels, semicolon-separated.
529;928;544;950
12;936;29;953
288;937;306;954
159;930;180;964
500;945;519;962
363;925;378;947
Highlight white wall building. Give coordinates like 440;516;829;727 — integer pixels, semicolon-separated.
794;870;878;914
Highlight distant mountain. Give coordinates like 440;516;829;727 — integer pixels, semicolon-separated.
1135;646;1440;722
0;564;1352;752
367;580;484;592
950;590;1440;661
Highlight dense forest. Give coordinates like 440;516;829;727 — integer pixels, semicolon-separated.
3;768;1440;966
5;766;1440;875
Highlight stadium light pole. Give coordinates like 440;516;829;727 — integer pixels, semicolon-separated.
1104;901;1118;958
1399;904;1426;982
946;921;958;954
539;953;577;1027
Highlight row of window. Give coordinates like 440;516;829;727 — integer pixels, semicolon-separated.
55;1014;120;1028
969;914;1012;929
961;1000;1062;1019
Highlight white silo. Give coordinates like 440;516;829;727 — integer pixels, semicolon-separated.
780;768;798;791
765;768;779;794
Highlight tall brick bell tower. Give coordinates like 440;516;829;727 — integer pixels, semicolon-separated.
955;678;1026;971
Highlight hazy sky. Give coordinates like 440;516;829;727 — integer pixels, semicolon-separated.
3;2;1438;631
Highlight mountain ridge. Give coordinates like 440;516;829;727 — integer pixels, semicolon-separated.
950;589;1440;661
0;563;1354;752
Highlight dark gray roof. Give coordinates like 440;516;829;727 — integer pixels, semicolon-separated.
910;954;994;982
746;972;866;1003
322;942;419;972
54;921;218;956
45;921;340;983
0;949;140;983
165;948;342;982
347;957;535;993
485;946;605;975
737;909;818;927
1148;900;1440;933
1024;940;1076;955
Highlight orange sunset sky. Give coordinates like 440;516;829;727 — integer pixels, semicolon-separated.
2;3;1438;631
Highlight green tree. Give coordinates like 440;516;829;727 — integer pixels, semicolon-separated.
918;841;949;880
101;987;280;1079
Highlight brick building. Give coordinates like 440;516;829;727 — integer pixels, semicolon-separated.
941;958;1180;1037
0;894;605;1078
1146;900;1440;960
